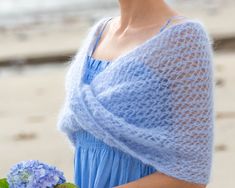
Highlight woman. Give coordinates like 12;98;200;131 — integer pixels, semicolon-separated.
57;0;214;188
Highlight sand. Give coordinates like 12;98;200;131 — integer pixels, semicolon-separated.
0;63;74;182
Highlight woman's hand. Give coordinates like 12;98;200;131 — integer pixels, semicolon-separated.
113;172;207;188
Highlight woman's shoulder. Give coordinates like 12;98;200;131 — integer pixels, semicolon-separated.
158;17;213;51
89;16;113;34
73;17;113;55
167;18;212;42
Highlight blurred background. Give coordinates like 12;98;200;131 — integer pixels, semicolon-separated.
0;0;234;187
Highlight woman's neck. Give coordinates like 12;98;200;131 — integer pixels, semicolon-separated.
117;0;179;30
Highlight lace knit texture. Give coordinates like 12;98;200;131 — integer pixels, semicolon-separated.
57;16;215;185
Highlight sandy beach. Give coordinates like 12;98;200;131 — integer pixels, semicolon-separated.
0;1;235;187
0;63;75;181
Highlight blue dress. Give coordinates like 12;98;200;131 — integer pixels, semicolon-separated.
73;17;158;188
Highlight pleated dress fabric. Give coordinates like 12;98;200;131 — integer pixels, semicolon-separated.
73;17;160;188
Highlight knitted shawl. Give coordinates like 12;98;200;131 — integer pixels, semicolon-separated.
57;16;215;185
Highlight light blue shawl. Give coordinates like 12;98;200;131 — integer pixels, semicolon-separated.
57;16;215;185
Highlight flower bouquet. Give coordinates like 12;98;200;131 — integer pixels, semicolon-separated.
0;160;78;188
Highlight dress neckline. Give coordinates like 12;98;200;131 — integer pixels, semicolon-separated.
88;54;111;63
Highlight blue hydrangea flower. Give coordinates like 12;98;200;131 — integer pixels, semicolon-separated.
6;160;66;188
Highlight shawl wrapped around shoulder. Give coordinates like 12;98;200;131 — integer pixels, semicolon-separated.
57;16;215;185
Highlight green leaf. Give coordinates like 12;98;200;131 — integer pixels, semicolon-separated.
55;182;78;188
0;178;9;188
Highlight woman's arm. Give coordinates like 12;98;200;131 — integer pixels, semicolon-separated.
114;172;206;188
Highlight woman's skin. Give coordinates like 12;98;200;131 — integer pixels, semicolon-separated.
113;172;207;188
92;0;183;63
93;0;207;188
